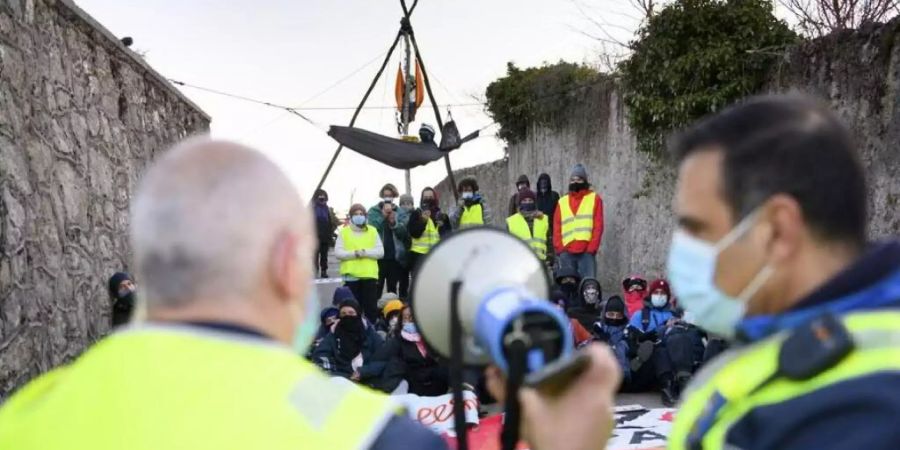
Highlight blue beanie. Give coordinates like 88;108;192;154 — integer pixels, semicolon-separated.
332;286;356;305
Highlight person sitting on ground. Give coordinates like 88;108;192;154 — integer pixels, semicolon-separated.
592;295;631;386
107;272;137;327
626;281;681;406
309;306;340;356
549;288;592;348
622;274;649;317
375;297;404;339
567;277;604;331
553;264;582;310
335;204;384;323
381;306;450;396
507;174;531;216
506;188;550;262
312;299;386;387
450;177;493;229
332;285;356;306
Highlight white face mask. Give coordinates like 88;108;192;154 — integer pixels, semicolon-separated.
583;288;600;304
666;210;774;338
389;316;399;329
650;294;668;308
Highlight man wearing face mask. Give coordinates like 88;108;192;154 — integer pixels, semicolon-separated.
335;204;384;323
450;177;493;229
507;174;531;216
553;163;604;280
0;139;447;449
667;96;900;450
107;271;137;327
506;188;550;262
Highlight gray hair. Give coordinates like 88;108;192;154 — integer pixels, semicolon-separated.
131;137;309;309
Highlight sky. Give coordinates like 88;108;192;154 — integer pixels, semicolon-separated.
74;0;650;214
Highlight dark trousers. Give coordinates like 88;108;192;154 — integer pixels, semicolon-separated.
315;241;329;277
346;279;378;323
377;259;406;297
407;252;423;286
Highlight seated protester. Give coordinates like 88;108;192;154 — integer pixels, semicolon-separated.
332;285;356;306
108;272;137;327
376;292;401;318
548;288;592;347
567;277;604;331
553;264;582;310
648;280;706;388
375;298;404;339
592;295;631;386
308;306;339;357
382;306;450;396
622;274;649;317
312;299;386;387
450;177;493;229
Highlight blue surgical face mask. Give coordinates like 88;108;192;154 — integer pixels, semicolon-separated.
402;322;417;334
461;192;474;200
351;215;366;227
650;294;668;308
666;210;774;339
292;283;321;354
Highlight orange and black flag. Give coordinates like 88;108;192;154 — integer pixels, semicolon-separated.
394;60;426;121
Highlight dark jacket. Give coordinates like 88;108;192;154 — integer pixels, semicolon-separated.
507;174;532;216
382;333;449;396
567;278;603;331
311;324;387;382
311;189;340;245
720;241;900;450
535;173;560;221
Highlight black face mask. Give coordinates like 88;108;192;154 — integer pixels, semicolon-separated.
569;182;588;192
603;315;628;327
422;199;435;208
560;283;577;293
336;315;364;337
317;197;326;203
114;291;135;311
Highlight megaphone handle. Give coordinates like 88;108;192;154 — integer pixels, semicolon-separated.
449;280;469;450
501;341;527;450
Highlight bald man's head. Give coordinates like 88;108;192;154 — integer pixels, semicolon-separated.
131;138;312;318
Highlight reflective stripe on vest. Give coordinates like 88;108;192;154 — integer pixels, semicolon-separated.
558;193;595;246
460;203;484;228
0;326;401;450
410;218;439;254
339;226;379;279
669;311;900;450
506;213;549;260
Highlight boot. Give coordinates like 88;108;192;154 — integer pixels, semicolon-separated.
661;376;678;407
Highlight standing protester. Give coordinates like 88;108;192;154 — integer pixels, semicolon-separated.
367;183;402;296
335;204;384;323
394;194;415;297
450;177;493;229
622;275;649;317
0;139;447;449
312;189;340;279
505;188;550;262
667;96;900;449
553;163;604;280
407;189;442;276
507;174;531;216
536;172;560;268
419;187;451;237
107;272;136;327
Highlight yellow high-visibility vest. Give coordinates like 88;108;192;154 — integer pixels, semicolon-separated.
339;226;379;279
460;203;484;228
0;326;401;450
558;192;596;246
669;311;900;450
506;213;549;260
410;217;439;254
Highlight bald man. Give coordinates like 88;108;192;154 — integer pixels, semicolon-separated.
0;138;445;449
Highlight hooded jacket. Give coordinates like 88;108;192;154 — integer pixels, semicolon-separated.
535;173;560;220
410;188;451;238
623;275;649;317
594;296;631;381
628;293;674;335
507;174;531;216
552;187;604;255
553;264;582;309
568;278;603;331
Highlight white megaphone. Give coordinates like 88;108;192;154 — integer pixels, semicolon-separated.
410;227;573;374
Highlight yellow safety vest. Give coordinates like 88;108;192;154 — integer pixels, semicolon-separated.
410;217;439;254
0;326;401;450
460;203;484;228
339;226;379;279
506;213;549;260
669;311;900;450
558;192;596;246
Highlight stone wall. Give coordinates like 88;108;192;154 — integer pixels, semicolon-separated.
0;0;209;398
436;19;900;292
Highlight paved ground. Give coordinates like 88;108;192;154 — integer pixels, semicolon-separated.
316;250;665;409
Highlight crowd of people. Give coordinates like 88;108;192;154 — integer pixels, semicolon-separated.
301;161;717;406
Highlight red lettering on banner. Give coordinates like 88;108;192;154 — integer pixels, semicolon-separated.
661;411;675;422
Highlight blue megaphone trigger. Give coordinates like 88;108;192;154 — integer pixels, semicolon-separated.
474;286;574;374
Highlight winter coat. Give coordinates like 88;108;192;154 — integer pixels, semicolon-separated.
628;301;674;336
419;190;452;237
552;189;604;255
535;173;560;220
594;321;631;381
382;333;449;396
449;196;493;229
311;324;386;382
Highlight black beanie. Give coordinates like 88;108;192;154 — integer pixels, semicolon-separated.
107;272;131;298
337;298;362;316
